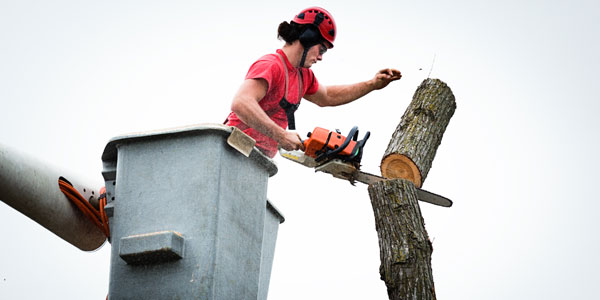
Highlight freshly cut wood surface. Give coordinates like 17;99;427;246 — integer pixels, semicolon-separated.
381;78;456;188
380;154;421;187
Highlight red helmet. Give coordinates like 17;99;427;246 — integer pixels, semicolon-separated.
293;7;336;48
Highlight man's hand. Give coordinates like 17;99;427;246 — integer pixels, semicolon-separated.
278;131;305;151
370;68;402;90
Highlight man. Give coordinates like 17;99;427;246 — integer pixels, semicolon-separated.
225;7;402;158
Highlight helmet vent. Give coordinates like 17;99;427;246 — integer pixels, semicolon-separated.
313;12;324;26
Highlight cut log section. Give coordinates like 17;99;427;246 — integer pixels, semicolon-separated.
381;78;456;187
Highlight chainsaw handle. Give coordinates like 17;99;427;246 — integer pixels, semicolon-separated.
350;130;369;161
284;130;305;151
356;131;370;149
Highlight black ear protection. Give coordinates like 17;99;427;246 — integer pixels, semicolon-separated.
298;11;324;48
297;12;326;68
299;26;321;48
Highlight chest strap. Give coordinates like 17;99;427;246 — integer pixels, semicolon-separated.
276;54;303;130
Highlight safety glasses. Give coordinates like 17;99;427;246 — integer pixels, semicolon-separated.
318;43;328;56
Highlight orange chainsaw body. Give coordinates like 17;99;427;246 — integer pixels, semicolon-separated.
303;127;357;159
301;126;372;165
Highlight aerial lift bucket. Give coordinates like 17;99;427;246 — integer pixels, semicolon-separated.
101;124;283;300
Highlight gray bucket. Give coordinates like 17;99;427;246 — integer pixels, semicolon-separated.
101;124;283;299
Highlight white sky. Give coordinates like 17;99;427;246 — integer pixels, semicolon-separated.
1;0;599;299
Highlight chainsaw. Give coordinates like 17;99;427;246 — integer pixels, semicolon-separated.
279;126;453;207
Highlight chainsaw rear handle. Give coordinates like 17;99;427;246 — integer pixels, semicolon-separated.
286;130;304;148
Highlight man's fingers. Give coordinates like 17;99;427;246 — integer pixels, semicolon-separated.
377;68;390;76
295;133;306;151
281;132;305;151
389;69;401;78
383;68;393;77
378;68;402;79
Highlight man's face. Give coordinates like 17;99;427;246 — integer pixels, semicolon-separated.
303;43;329;68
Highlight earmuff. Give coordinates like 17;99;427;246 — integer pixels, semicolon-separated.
299;27;322;48
297;12;326;68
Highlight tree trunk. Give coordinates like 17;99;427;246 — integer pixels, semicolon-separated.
368;179;435;300
369;78;456;299
380;78;456;188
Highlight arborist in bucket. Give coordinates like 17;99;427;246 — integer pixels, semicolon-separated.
225;7;402;158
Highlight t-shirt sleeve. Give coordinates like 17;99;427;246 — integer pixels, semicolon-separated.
303;69;319;95
245;58;282;95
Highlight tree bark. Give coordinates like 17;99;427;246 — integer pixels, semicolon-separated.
369;78;456;299
380;78;456;188
368;179;435;300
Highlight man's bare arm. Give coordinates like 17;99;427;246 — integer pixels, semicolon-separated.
305;68;402;107
230;79;303;151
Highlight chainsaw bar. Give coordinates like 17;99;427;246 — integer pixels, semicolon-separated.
315;159;452;207
280;149;453;207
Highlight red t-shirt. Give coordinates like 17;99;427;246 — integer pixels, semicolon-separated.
226;49;319;157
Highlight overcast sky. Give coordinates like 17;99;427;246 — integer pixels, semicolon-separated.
1;0;599;299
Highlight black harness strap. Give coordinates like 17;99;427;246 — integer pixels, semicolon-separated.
276;54;303;130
